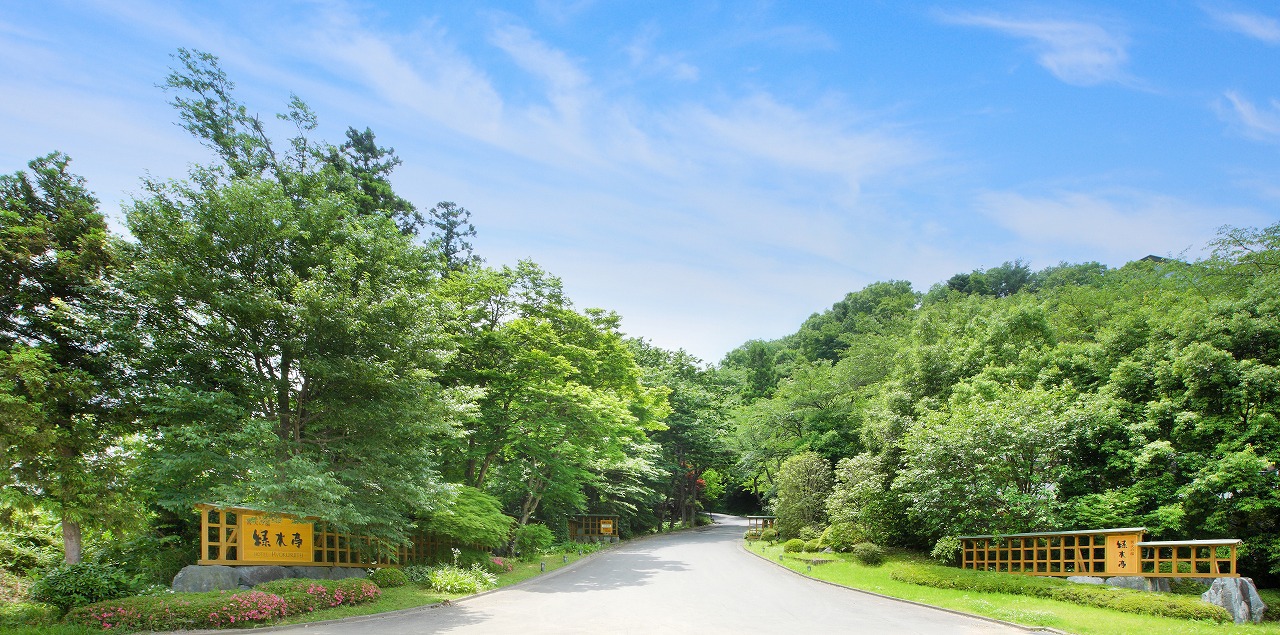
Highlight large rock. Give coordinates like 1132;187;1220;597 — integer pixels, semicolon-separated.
237;565;289;587
285;566;369;581
1066;576;1104;585
1201;577;1267;624
1104;576;1170;593
171;565;240;592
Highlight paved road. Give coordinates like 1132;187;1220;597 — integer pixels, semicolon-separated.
273;515;1028;634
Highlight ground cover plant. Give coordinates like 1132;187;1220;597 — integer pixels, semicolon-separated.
746;539;1280;635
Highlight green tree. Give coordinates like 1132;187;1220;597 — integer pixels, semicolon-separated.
428;201;479;271
772;451;832;538
0;153;132;563
129;50;455;545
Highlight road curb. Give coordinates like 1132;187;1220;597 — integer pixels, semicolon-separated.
737;542;1073;635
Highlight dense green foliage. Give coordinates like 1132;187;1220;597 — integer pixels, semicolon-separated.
5;47;1280;627
513;524;555;559
368;568;408;588
30;563;131;611
64;579;379;631
850;542;885;566
723;246;1280;583
890;565;1230;622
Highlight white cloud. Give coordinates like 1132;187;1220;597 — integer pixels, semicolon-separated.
973;189;1262;261
942;13;1131;86
1218;91;1280;140
626;27;699;82
1206;7;1280;44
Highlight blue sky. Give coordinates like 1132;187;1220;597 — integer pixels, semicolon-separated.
3;2;1279;363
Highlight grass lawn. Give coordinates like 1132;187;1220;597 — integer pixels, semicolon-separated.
10;549;599;633
743;541;1278;635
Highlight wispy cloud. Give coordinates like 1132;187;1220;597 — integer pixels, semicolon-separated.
941;12;1131;86
1205;7;1280;44
1217;91;1280;140
626;27;699;82
974;189;1260;260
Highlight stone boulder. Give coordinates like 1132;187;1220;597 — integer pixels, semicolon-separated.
1104;576;1170;593
1201;577;1267;624
171;565;240;592
1066;576;1104;585
285;565;368;581
236;565;289;587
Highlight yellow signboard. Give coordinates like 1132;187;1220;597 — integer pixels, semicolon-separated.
600;519;614;535
1106;532;1141;575
241;513;314;563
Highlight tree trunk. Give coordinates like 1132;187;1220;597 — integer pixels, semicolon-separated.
63;518;82;564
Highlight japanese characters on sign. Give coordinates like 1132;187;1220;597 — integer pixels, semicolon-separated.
599;519;614;535
1106;532;1141;574
241;513;314;563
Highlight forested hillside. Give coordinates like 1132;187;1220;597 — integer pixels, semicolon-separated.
718;246;1280;583
3;48;1278;597
0;51;728;590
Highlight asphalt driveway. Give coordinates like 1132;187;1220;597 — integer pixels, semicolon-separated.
263;514;1028;634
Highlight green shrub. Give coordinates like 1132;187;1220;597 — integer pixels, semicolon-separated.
798;526;821;541
426;564;497;594
30;563;132;611
889;565;1231;623
66;590;290;630
514;524;555;560
255;578;381;613
782;539;806;553
87;532;196;589
485;556;515;575
0;601;58;628
402;565;433;585
851;542;885;566
930;536;962;566
743;530;757;540
69;592;239;630
369;567;408;588
804;539;823;552
760;528;778;543
821;522;863;553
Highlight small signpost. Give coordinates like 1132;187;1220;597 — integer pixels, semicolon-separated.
567;514;620;543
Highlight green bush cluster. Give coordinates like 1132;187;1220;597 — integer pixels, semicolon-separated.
798;526;821;541
782;539;806;553
66;578;384;632
514;524;555;560
804;539;823;552
255;578;381;613
851;542;885;566
369;567;408;588
426;564;497;594
929;536;962;566
30;563;132;611
821;523;862;553
402;565;434;585
760;528;778;543
0;529;63;577
889;565;1231;623
66;590;289;631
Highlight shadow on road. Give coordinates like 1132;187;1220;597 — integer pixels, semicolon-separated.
526;549;690;593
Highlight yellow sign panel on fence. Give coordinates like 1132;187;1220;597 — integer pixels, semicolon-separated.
241;513;314;563
1106;532;1142;575
600;519;614;535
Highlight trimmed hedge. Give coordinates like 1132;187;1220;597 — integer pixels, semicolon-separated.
782;539;806;553
890;565;1231;623
851;542;885;566
369;567;409;588
30;563;132;611
65;578;381;631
